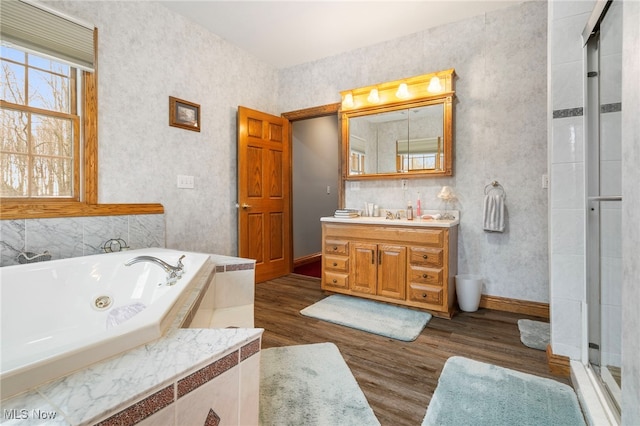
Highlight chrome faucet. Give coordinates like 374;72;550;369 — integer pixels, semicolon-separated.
125;255;186;285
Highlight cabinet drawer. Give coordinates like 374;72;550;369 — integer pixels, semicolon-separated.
325;240;349;255
323;271;349;289
324;255;349;272
409;247;444;267
408;266;443;285
408;284;443;305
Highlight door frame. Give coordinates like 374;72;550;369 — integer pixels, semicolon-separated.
282;102;341;272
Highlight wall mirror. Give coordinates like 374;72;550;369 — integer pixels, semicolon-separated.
340;69;455;179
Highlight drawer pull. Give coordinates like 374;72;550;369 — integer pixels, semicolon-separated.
422;274;428;279
423;255;428;259
422;293;427;298
333;246;338;251
333;262;338;267
333;279;337;284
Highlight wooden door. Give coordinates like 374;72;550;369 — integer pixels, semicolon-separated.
377;245;407;300
350;242;377;294
237;106;291;283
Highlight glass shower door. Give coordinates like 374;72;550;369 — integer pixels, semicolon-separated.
585;0;622;414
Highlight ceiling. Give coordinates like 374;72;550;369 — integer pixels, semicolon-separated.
161;1;522;69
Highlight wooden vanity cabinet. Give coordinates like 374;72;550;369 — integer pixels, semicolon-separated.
323;239;350;290
351;243;406;299
321;221;458;318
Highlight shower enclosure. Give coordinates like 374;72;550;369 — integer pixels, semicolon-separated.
584;0;622;417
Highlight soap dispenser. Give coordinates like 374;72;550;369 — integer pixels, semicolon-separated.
407;200;414;220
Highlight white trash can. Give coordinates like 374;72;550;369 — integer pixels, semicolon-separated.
455;274;483;312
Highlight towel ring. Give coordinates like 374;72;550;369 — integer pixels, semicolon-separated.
484;181;506;198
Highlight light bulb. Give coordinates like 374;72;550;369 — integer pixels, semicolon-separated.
396;83;410;99
427;76;442;93
367;88;380;103
342;92;354;108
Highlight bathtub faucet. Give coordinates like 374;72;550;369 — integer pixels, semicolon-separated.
124;255;186;285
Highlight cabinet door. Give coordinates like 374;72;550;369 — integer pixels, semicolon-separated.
377;245;407;300
350;242;377;294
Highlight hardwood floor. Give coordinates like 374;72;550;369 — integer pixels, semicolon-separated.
255;274;571;426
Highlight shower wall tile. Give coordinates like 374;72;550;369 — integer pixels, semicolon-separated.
551;1;595;21
600;160;622;196
599;53;623;105
0;220;26;267
600;255;622;306
551;12;591;65
550;297;582;360
599;2;623;57
550;209;585;256
0;214;165;267
83;215;129;255
600;111;621;161
552;61;584;110
550;254;584;300
601;304;622;367
551;116;584;163
599;207;622;258
548;2;591;361
130;214;165;250
27;218;85;261
550;163;584;209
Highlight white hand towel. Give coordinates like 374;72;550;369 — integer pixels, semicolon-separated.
483;193;505;232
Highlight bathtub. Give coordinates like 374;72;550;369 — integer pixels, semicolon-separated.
0;248;212;399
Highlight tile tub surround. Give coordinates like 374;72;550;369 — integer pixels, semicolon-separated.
1;256;261;426
0;214;165;267
188;255;257;329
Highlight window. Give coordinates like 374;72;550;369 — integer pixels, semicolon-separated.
1;46;80;199
0;1;162;219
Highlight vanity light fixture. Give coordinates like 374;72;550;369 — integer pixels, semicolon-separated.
396;83;410;99
339;69;454;112
342;92;354;108
427;76;442;93
367;88;380;103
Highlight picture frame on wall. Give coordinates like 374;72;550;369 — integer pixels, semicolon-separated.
169;96;200;132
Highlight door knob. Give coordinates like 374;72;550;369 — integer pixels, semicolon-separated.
241;203;252;209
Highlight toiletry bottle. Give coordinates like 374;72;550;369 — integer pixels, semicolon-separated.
416;192;421;217
407;200;414;220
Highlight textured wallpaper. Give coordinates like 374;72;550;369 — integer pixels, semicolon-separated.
279;1;549;303
44;1;279;256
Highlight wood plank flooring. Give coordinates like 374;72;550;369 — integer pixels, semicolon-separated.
255;274;571;426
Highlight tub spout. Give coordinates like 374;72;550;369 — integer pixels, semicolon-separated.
125;255;185;285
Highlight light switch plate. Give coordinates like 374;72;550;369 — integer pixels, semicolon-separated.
177;175;194;189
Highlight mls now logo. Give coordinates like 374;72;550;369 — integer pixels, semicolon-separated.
4;409;58;420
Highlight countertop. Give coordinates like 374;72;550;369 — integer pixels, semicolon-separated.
321;210;459;228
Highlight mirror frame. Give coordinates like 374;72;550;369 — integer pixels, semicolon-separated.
339;69;455;180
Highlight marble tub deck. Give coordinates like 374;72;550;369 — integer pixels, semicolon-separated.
1;254;262;426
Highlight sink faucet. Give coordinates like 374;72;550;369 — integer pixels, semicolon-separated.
125;255;185;285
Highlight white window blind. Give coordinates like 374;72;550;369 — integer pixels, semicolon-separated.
1;0;95;71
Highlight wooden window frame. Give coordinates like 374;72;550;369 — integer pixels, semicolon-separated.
0;30;163;220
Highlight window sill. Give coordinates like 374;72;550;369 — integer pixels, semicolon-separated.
0;201;164;220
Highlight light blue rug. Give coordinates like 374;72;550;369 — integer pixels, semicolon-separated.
259;342;379;426
518;319;550;351
422;356;586;426
300;294;432;341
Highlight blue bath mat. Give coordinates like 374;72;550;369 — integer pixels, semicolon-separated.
422;356;586;425
300;294;431;341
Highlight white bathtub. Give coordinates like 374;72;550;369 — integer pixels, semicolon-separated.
0;248;212;399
